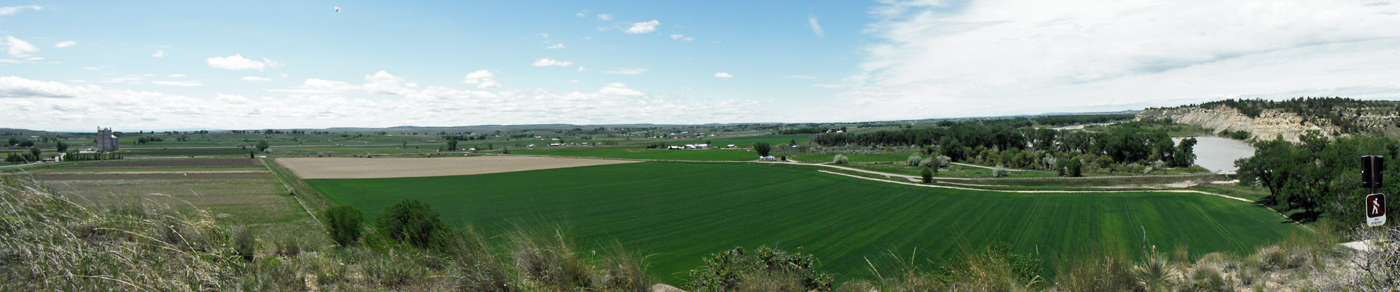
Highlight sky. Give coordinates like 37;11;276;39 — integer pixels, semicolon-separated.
3;0;1400;132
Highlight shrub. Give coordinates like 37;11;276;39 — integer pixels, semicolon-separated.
993;165;1009;177
377;200;447;249
686;246;833;292
233;226;256;262
921;167;933;183
832;154;849;164
1065;159;1083;177
907;155;922;166
256;140;270;152
325;206;365;247
502;147;510;154
754;142;772;157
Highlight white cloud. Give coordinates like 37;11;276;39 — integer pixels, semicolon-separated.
0;75;766;131
54;41;76;48
152;80;203;87
363;71;412;95
625;20;659;34
0;76;97;98
598;14;612;20
152;50;164;58
541;33;549;38
570;80;579;83
100;77;143;84
461;70;501;89
0;5;41;16
578;67;587;72
206;54;282;71
532;58;573;67
548;43;566;49
170;74;186;78
577;11;587;17
242;76;271;81
4;36;38;58
684;37;694;41
678;86;694;90
606;68;649;75
808;16;824;38
786;75;817;79
844;0;1400;119
670;34;684;39
714;72;733;78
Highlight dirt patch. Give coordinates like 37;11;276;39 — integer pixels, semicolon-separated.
69;158;262;168
34;173;273;180
277;156;639;179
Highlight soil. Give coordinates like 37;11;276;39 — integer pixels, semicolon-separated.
276;156;638;179
69;158;263;168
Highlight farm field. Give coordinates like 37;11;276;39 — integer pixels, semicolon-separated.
277;156;637;179
305;162;1304;282
510;147;761;161
16;158;305;225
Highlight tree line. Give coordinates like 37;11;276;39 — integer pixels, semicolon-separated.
1236;131;1397;224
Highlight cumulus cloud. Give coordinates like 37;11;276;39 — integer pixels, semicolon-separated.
548;43;565;49
4;36;38;58
808;16;824;38
363;71;413;95
0;5;41;16
532;58;573;67
100;77;143;84
606;68;649;75
152;80;203;87
0;76;95;98
598;14;612;20
714;72;733;78
578;67;587;72
242;76;271;81
152;50;164;57
670;34;684;39
841;0;1400;119
625;20;659;34
54;41;76;48
0;75;765;131
206;54;282;71
461;70;501;89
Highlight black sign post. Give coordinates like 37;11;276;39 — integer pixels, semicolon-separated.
1362;155;1386;227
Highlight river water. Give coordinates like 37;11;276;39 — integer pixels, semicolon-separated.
1173;136;1254;173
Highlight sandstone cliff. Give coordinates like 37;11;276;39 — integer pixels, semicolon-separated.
1138;98;1400;143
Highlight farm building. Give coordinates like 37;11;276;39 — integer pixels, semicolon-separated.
95;127;119;152
759;155;777;161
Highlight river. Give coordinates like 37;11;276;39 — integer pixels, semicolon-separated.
1173;136;1254;173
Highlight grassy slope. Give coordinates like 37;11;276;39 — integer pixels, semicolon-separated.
306;162;1303;283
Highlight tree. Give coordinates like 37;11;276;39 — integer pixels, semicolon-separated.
249;150;256;159
1065;158;1083;177
1172;137;1197;167
832;154;849;164
29;147;41;159
447;140;458;151
324;206;365;247
377;199;446;249
256;140;270;152
922;167;933;183
753;142;772;157
6;137;15;146
501;147;510;154
54;141;68;153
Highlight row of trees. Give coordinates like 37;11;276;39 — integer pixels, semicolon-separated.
1236;131;1397;223
813;120;1195;168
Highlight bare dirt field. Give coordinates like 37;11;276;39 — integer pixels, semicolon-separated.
276;156;638;179
69;158;262;168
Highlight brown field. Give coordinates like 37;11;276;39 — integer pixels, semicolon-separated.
36;176;300;224
68;158;262;168
276;156;638;179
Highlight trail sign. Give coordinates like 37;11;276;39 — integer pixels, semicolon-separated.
1367;193;1386;227
1362;155;1384;190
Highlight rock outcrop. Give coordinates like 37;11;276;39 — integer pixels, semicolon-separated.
1137;107;1328;143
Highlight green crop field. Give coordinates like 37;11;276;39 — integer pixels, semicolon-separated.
511;147;761;161
306;162;1304;283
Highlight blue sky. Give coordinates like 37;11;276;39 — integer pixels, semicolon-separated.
4;1;1400;131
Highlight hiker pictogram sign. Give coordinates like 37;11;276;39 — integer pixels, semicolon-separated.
1367;193;1386;227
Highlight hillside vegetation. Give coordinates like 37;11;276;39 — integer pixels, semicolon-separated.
1139;97;1400;142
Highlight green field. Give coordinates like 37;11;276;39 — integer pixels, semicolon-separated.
306;162;1304;282
511;147;761;161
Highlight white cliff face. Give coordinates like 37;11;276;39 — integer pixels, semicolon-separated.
1138;107;1329;143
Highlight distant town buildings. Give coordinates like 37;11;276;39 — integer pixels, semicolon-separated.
96;127;118;152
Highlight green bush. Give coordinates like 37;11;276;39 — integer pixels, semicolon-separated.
376;200;446;249
686;246;833;292
921;167;933;183
832;154;848;164
233;226;256;262
325;206;365;247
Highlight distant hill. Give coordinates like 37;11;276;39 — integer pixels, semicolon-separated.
1138;97;1400;142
